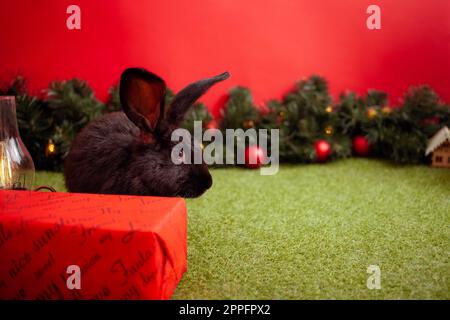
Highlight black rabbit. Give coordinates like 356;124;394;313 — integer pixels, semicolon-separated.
64;68;229;197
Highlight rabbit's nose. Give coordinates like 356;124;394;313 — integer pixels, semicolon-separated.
204;174;213;189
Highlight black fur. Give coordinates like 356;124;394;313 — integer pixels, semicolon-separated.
64;68;229;197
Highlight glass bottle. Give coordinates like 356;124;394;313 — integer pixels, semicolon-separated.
0;96;35;190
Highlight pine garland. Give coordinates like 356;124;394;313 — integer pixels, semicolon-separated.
220;87;258;130
1;75;448;171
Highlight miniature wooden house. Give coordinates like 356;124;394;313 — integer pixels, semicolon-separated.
425;126;450;168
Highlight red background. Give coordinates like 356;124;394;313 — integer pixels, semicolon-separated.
1;0;449;117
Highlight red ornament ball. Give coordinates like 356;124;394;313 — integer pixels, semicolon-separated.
244;145;265;169
353;135;370;156
315;140;331;162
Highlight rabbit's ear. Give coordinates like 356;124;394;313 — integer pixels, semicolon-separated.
120;68;166;133
166;72;230;126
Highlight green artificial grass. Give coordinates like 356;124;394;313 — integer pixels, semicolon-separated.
35;159;450;299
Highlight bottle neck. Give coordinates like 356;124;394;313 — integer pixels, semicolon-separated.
0;96;20;140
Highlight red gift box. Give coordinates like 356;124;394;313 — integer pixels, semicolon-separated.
0;190;187;300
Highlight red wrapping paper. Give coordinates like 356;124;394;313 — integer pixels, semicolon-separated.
0;190;187;300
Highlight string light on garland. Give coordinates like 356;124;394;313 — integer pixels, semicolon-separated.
45;139;56;157
242;120;255;129
324;125;334;136
367;107;378;119
381;106;392;114
325;105;333;113
276;111;285;125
